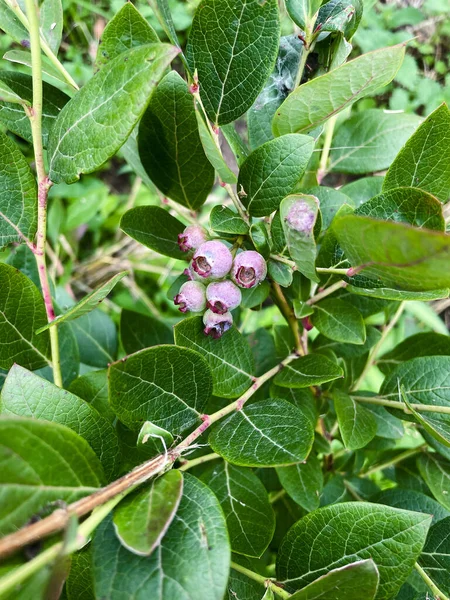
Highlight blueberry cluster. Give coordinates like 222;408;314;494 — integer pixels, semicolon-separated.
174;225;267;338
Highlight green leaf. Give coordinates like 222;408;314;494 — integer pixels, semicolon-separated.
289;560;379;600
274;354;343;388
69;369;114;423
139;71;214;209
92;474;230;600
0;416;103;535
40;0;63;54
137;421;174;455
381;356;450;446
400;386;450;449
355;187;445;231
96;2;159;68
0;76;25;104
341;176;384;206
276;454;323;512
0;130;37;250
378;332;450;377
221;123;250;166
120;309;173;354
276;502;431;599
329;109;421;174
333;215;450;291
202;462;275;557
65;547;94;600
345;285;449;302
240;280;271;309
285;0;321;29
305;186;354;231
311;298;366;345
186;0;280;125
109;345;212;435
250;222;271;259
268;260;293;288
113;470;183;556
1;364;120;480
194;108;237;183
4;49;71;88
315;0;363;37
418;516;450;596
72;310;117;368
364;404;404;440
374;488;450;526
0;0;29;44
210;205;249;235
280;194;320;282
273;44;405;136
383;104;450;203
239;135;314;217
417;454;450;510
248;35;303;150
150;0;182;54
36;272;127;333
120;205;186;259
174;316;254;399
209;398;314;467
48;43;178;184
227;568;265;600
0;263;51;370
333;391;377;450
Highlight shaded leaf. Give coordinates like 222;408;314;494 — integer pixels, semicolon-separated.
378;332;450;377
373;488;450;526
311;298;366;345
72;309;117;368
195;108;237;183
120;309;173;354
333;391;377;450
418;516;450;596
69;369;114;423
276;454;323;512
417;454;450;511
285;0;321;29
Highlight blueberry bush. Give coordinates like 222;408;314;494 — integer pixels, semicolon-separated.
0;0;450;598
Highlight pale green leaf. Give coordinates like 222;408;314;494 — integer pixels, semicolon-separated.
113;470;183;556
273;44;405;136
0;0;29;43
202;462;275;557
0;76;25;104
174;316;254;399
40;0;63;54
345;285;449;301
3;49;69;88
274;354;343;388
186;0;280;125
92;474;230;600
0;416;103;535
109;345;213;435
285;0;321;29
48;43;178;184
195;108;237;183
209;398;314;467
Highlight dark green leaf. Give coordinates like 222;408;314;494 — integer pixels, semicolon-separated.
0;130;37;250
311;298;366;345
65;547;94;600
273;44;405;136
210;205;249;235
186;0;280;125
69;369;114;423
120;309;173;354
48;44;178;183
92;474;230;600
329;110;421;174
289;559;379;600
72;310;117;368
0;416;103;535
239;135;314;217
1;365;120;480
202;462;275;557
0;263;51;370
316;0;363;37
274;354;343;388
240;280;271;309
227;568;265;600
276;502;431;599
113;470;183;556
383;104;450;203
109;345;212;434
209;398;314;467
333;391;377;450
373;488;450;526
96;2;159;68
268;260;293;288
378;332;450;377
276;454;323;512
400;386;450;449
37;272;127;333
365;404;404;440
355;187;445;231
417;454;450;510
120;205;186;259
0;74;26;104
333;215;450;291
174;316;254;399
250;222;271;258
418;516;450;596
139;71;214;209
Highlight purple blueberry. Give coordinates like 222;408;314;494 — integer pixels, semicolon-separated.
191;241;233;279
203;309;233;339
232;250;267;289
206;281;242;314
174;281;206;313
178;225;208;253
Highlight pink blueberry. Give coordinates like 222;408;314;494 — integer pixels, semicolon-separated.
178;225;208;253
206;280;242;314
203;309;233;339
231;250;267;289
174;281;206;313
191;241;233;279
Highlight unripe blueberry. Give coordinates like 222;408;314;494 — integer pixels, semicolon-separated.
232;250;267;289
206;281;242;314
178;225;208;253
191;241;233;279
174;281;206;313
203;309;233;339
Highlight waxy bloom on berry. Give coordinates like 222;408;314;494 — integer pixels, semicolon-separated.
232;250;267;289
191;240;233;279
203;309;233;339
174;281;206;313
206;280;241;314
178;225;208;253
